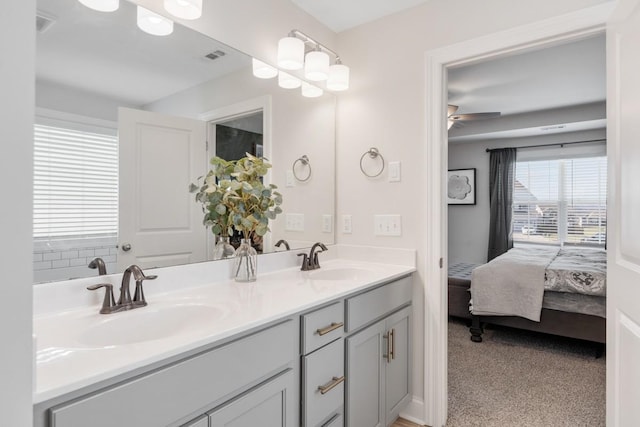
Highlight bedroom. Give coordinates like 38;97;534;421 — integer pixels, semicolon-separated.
446;33;607;425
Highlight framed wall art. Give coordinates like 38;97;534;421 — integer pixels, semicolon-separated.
447;168;476;205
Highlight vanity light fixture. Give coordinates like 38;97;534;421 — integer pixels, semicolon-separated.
277;34;305;70
164;0;202;20
301;81;323;98
278;71;302;89
252;58;278;79
77;0;119;12
277;29;350;90
137;6;174;36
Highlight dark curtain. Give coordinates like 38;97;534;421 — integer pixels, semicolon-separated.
487;148;517;261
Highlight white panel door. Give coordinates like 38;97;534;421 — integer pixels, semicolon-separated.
607;1;640;425
118;107;207;271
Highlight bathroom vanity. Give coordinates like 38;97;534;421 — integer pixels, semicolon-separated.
32;248;415;427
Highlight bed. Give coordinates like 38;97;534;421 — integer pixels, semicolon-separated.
448;246;606;344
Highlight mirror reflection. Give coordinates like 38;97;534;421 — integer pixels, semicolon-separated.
34;0;336;283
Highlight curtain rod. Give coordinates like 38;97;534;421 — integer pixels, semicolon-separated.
485;138;606;153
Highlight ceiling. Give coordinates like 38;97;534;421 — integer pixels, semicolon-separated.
290;0;430;33
447;34;606;142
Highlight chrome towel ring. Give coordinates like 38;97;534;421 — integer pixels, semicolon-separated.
360;147;385;178
293;155;312;181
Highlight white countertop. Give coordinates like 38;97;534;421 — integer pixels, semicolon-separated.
33;251;415;404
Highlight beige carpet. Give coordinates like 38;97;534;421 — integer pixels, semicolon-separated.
447;318;605;426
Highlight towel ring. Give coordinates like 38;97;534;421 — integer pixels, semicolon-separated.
360;147;385;178
293;155;312;182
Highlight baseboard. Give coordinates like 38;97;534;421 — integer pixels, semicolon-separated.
399;396;426;426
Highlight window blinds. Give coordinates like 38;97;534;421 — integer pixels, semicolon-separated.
33;123;118;240
513;156;607;246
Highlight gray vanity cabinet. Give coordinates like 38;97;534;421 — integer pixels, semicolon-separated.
345;276;412;427
208;369;295;427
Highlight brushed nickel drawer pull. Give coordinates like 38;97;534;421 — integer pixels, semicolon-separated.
389;328;395;361
316;322;344;336
318;376;345;395
384;331;391;362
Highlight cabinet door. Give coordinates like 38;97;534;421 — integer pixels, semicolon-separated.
208;370;294;427
384;306;412;425
345;320;385;427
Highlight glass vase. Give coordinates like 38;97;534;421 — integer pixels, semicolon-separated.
233;239;258;282
212;235;235;260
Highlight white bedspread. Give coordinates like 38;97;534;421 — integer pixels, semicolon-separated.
470;247;559;322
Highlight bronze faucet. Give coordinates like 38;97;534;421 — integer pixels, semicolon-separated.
88;257;107;276
87;265;157;314
298;242;328;271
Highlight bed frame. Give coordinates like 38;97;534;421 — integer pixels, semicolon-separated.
448;275;606;344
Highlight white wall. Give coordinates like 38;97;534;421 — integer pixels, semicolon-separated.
448;129;607;265
1;1;34;425
333;0;612;423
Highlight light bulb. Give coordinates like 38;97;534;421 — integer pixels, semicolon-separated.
163;0;202;20
78;0;119;12
277;36;305;70
252;58;278;79
301;82;323;98
278;71;301;89
304;50;330;81
326;63;350;91
137;6;174;36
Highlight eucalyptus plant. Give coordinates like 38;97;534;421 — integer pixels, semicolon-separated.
190;153;283;241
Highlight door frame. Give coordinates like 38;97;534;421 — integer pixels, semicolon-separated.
199;96;273;255
422;4;614;425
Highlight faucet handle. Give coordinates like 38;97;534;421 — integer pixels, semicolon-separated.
87;283;116;314
133;274;157;307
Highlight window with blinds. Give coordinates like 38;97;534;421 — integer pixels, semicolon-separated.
34;123;118;241
513;156;607;246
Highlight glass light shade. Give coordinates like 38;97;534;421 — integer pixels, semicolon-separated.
137;6;174;36
301;82;323;98
78;0;119;12
277;37;305;70
163;0;202;20
278;71;301;89
252;58;278;79
326;63;350;91
304;50;330;81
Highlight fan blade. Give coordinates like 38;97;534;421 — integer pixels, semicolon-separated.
450;112;501;121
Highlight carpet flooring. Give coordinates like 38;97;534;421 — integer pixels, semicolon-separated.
447;317;606;426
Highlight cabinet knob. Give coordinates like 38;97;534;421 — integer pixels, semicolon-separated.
317;376;345;395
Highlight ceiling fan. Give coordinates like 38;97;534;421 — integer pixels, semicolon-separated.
447;104;501;129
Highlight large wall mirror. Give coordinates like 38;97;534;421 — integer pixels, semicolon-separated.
35;0;336;283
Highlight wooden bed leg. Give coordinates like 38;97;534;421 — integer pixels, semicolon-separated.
470;315;483;342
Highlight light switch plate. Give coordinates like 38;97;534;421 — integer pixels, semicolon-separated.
342;215;352;234
322;214;333;233
285;213;304;231
374;214;402;236
285;170;295;187
389;161;401;182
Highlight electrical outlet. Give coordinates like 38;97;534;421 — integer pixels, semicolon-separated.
322;214;333;233
374;215;402;236
342;215;352;234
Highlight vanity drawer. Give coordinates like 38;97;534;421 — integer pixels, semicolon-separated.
302;339;344;427
322;412;343;427
345;275;412;332
49;320;296;427
301;301;344;354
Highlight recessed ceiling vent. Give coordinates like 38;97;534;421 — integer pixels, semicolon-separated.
205;50;226;61
36;11;56;34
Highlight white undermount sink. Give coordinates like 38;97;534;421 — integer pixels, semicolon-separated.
78;304;228;347
308;266;377;281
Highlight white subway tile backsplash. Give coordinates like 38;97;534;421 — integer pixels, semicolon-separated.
34;261;52;271
60;250;79;259
70;258;88;267
52;259;70;269
33;253;43;262
78;249;95;258
94;248;110;256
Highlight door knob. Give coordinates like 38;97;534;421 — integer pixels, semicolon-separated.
121;243;132;252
